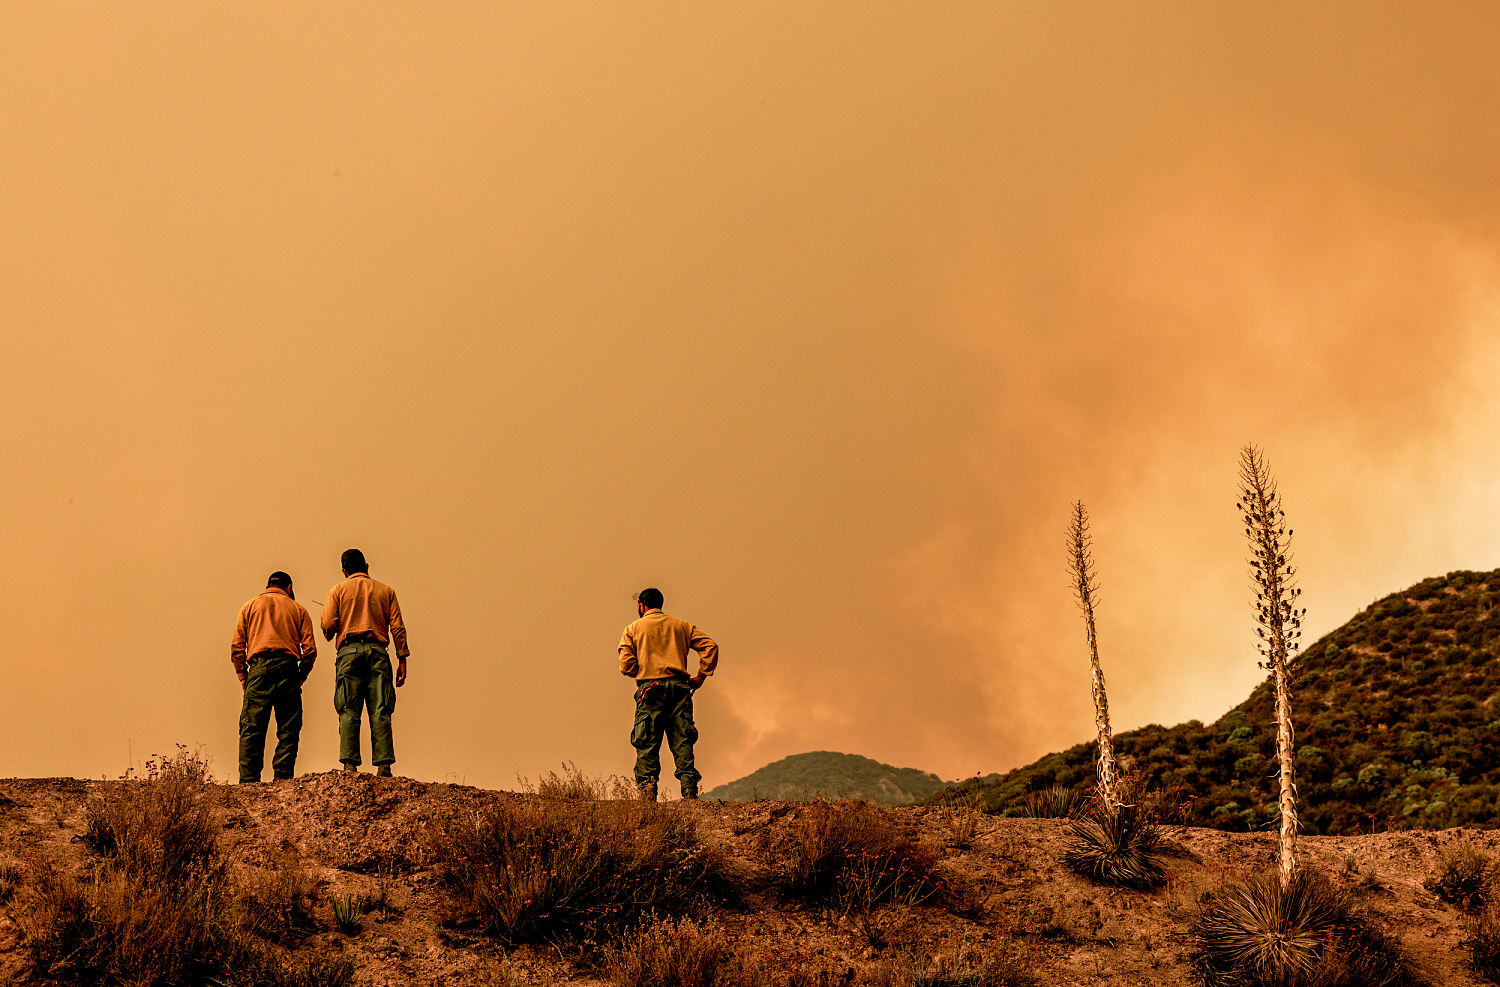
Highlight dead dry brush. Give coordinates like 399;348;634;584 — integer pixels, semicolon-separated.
18;748;353;987
775;800;943;910
434;794;731;947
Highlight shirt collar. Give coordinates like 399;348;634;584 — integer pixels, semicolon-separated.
348;572;370;580
262;586;290;598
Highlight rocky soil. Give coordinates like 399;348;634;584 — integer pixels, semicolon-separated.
0;773;1494;985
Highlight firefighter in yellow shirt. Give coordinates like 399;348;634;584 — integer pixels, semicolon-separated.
618;587;719;800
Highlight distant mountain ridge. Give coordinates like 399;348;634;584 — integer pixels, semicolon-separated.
705;751;947;806
929;569;1500;835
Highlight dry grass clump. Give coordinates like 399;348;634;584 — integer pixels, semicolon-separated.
1427;845;1493;910
1463;906;1500;982
19;749;351;987
237;851;318;943
608;917;763;987
776;800;942;909
1194;868;1416;987
528;761;637;801
1019;785;1082;819
435;796;728;946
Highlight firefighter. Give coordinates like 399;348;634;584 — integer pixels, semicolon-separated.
230;571;317;783
322;548;409;777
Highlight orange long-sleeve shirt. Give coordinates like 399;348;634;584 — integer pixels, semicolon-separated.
230;587;317;674
321;572;410;657
619;609;719;682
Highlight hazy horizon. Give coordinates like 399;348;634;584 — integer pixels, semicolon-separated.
4;4;1500;790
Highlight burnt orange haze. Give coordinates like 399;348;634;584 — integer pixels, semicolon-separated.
2;4;1499;790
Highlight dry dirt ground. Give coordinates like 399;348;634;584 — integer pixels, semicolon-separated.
0;772;1494;986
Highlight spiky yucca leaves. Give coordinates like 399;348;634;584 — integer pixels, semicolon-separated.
1062;801;1171;890
1194;869;1414;987
1067;501;1120;810
1237;446;1306;887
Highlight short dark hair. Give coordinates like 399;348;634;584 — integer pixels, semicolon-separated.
267;571;293;590
635;587;664;610
341;548;368;574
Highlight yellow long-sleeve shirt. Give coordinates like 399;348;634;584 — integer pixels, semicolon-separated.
321;572;410;657
230;587;317;674
619;609;719;682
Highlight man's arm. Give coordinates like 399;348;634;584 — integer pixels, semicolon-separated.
386;587;409;687
688;625;718;686
296;607;317;682
618;627;639;679
320;588;340;642
230;604;250;690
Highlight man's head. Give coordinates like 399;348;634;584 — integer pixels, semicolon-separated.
341;548;368;576
267;571;294;600
633;587;663;616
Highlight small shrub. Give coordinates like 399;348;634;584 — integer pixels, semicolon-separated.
82;747;220;881
238;852;318;942
332;893;364;935
1019;785;1081;819
1062;801;1172;890
1428;845;1493;910
608;917;762;987
1194;868;1416;987
435;796;726;945
777;800;941;908
1464;905;1500;982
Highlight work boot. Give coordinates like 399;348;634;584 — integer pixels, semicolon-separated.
342;763;359;774
376;766;393;778
681;788;699;800
638;780;658;802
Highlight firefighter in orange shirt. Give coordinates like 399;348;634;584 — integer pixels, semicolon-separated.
230;571;317;783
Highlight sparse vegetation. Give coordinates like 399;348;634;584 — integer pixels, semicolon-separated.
237;851;318;943
1428;844;1493;910
17;750;352;987
332;892;364;934
434;794;727;946
1194;868;1415;987
608;917;762;987
776;800;942;909
1019;785;1082;819
1464;905;1500;982
528;761;636;801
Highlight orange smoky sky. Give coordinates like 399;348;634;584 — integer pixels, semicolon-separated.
2;4;1499;790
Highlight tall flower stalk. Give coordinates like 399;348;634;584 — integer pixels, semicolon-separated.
1236;446;1306;888
1068;501;1120;811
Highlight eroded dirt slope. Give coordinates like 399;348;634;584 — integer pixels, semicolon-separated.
0;774;1492;986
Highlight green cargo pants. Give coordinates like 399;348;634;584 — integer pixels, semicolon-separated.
335;641;396;767
239;651;304;783
631;679;701;795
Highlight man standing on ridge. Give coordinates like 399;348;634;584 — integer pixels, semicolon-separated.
322;549;409;777
231;571;317;784
619;587;719;801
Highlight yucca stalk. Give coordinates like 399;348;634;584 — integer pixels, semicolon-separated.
1068;501;1120;811
1236;446;1306;888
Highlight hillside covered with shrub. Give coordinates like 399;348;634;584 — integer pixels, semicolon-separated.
935;569;1500;835
705;751;948;806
